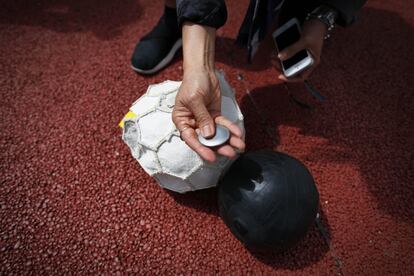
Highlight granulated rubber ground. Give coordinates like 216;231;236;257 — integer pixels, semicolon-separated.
1;0;413;274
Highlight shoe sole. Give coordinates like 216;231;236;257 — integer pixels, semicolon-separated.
131;38;182;75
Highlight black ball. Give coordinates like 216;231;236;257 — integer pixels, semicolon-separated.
218;150;319;251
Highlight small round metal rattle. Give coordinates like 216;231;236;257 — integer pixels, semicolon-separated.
198;125;230;147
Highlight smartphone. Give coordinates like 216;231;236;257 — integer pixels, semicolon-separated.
272;18;314;78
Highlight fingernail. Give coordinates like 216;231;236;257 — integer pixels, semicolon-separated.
278;53;284;60
202;125;213;137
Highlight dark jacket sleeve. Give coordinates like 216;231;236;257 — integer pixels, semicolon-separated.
176;0;228;29
279;0;367;27
319;0;367;26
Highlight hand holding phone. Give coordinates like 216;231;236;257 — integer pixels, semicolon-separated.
272;18;326;82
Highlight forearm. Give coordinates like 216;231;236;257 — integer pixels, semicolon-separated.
182;22;216;73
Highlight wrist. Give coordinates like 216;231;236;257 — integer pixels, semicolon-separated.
304;19;329;38
305;5;337;40
182;22;216;72
182;67;218;89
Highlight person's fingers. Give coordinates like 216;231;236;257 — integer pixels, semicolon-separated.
172;111;196;134
178;121;245;162
186;118;196;127
216;145;237;159
228;135;245;152
270;52;282;71
278;40;306;61
214;116;243;138
271;58;281;70
180;127;216;162
278;74;304;83
214;116;245;153
278;74;288;82
188;99;215;138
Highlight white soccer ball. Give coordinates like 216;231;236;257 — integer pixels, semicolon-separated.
122;71;244;193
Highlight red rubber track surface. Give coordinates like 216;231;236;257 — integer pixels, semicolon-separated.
1;0;413;274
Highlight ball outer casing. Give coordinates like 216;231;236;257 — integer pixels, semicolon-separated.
218;150;319;251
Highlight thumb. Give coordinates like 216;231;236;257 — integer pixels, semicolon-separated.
278;40;305;61
188;99;215;138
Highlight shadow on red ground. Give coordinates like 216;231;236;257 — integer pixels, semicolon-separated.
239;6;414;223
167;188;331;270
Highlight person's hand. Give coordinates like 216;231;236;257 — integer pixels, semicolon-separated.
172;69;245;163
275;19;327;82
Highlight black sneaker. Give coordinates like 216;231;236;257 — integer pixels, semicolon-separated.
131;9;182;75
